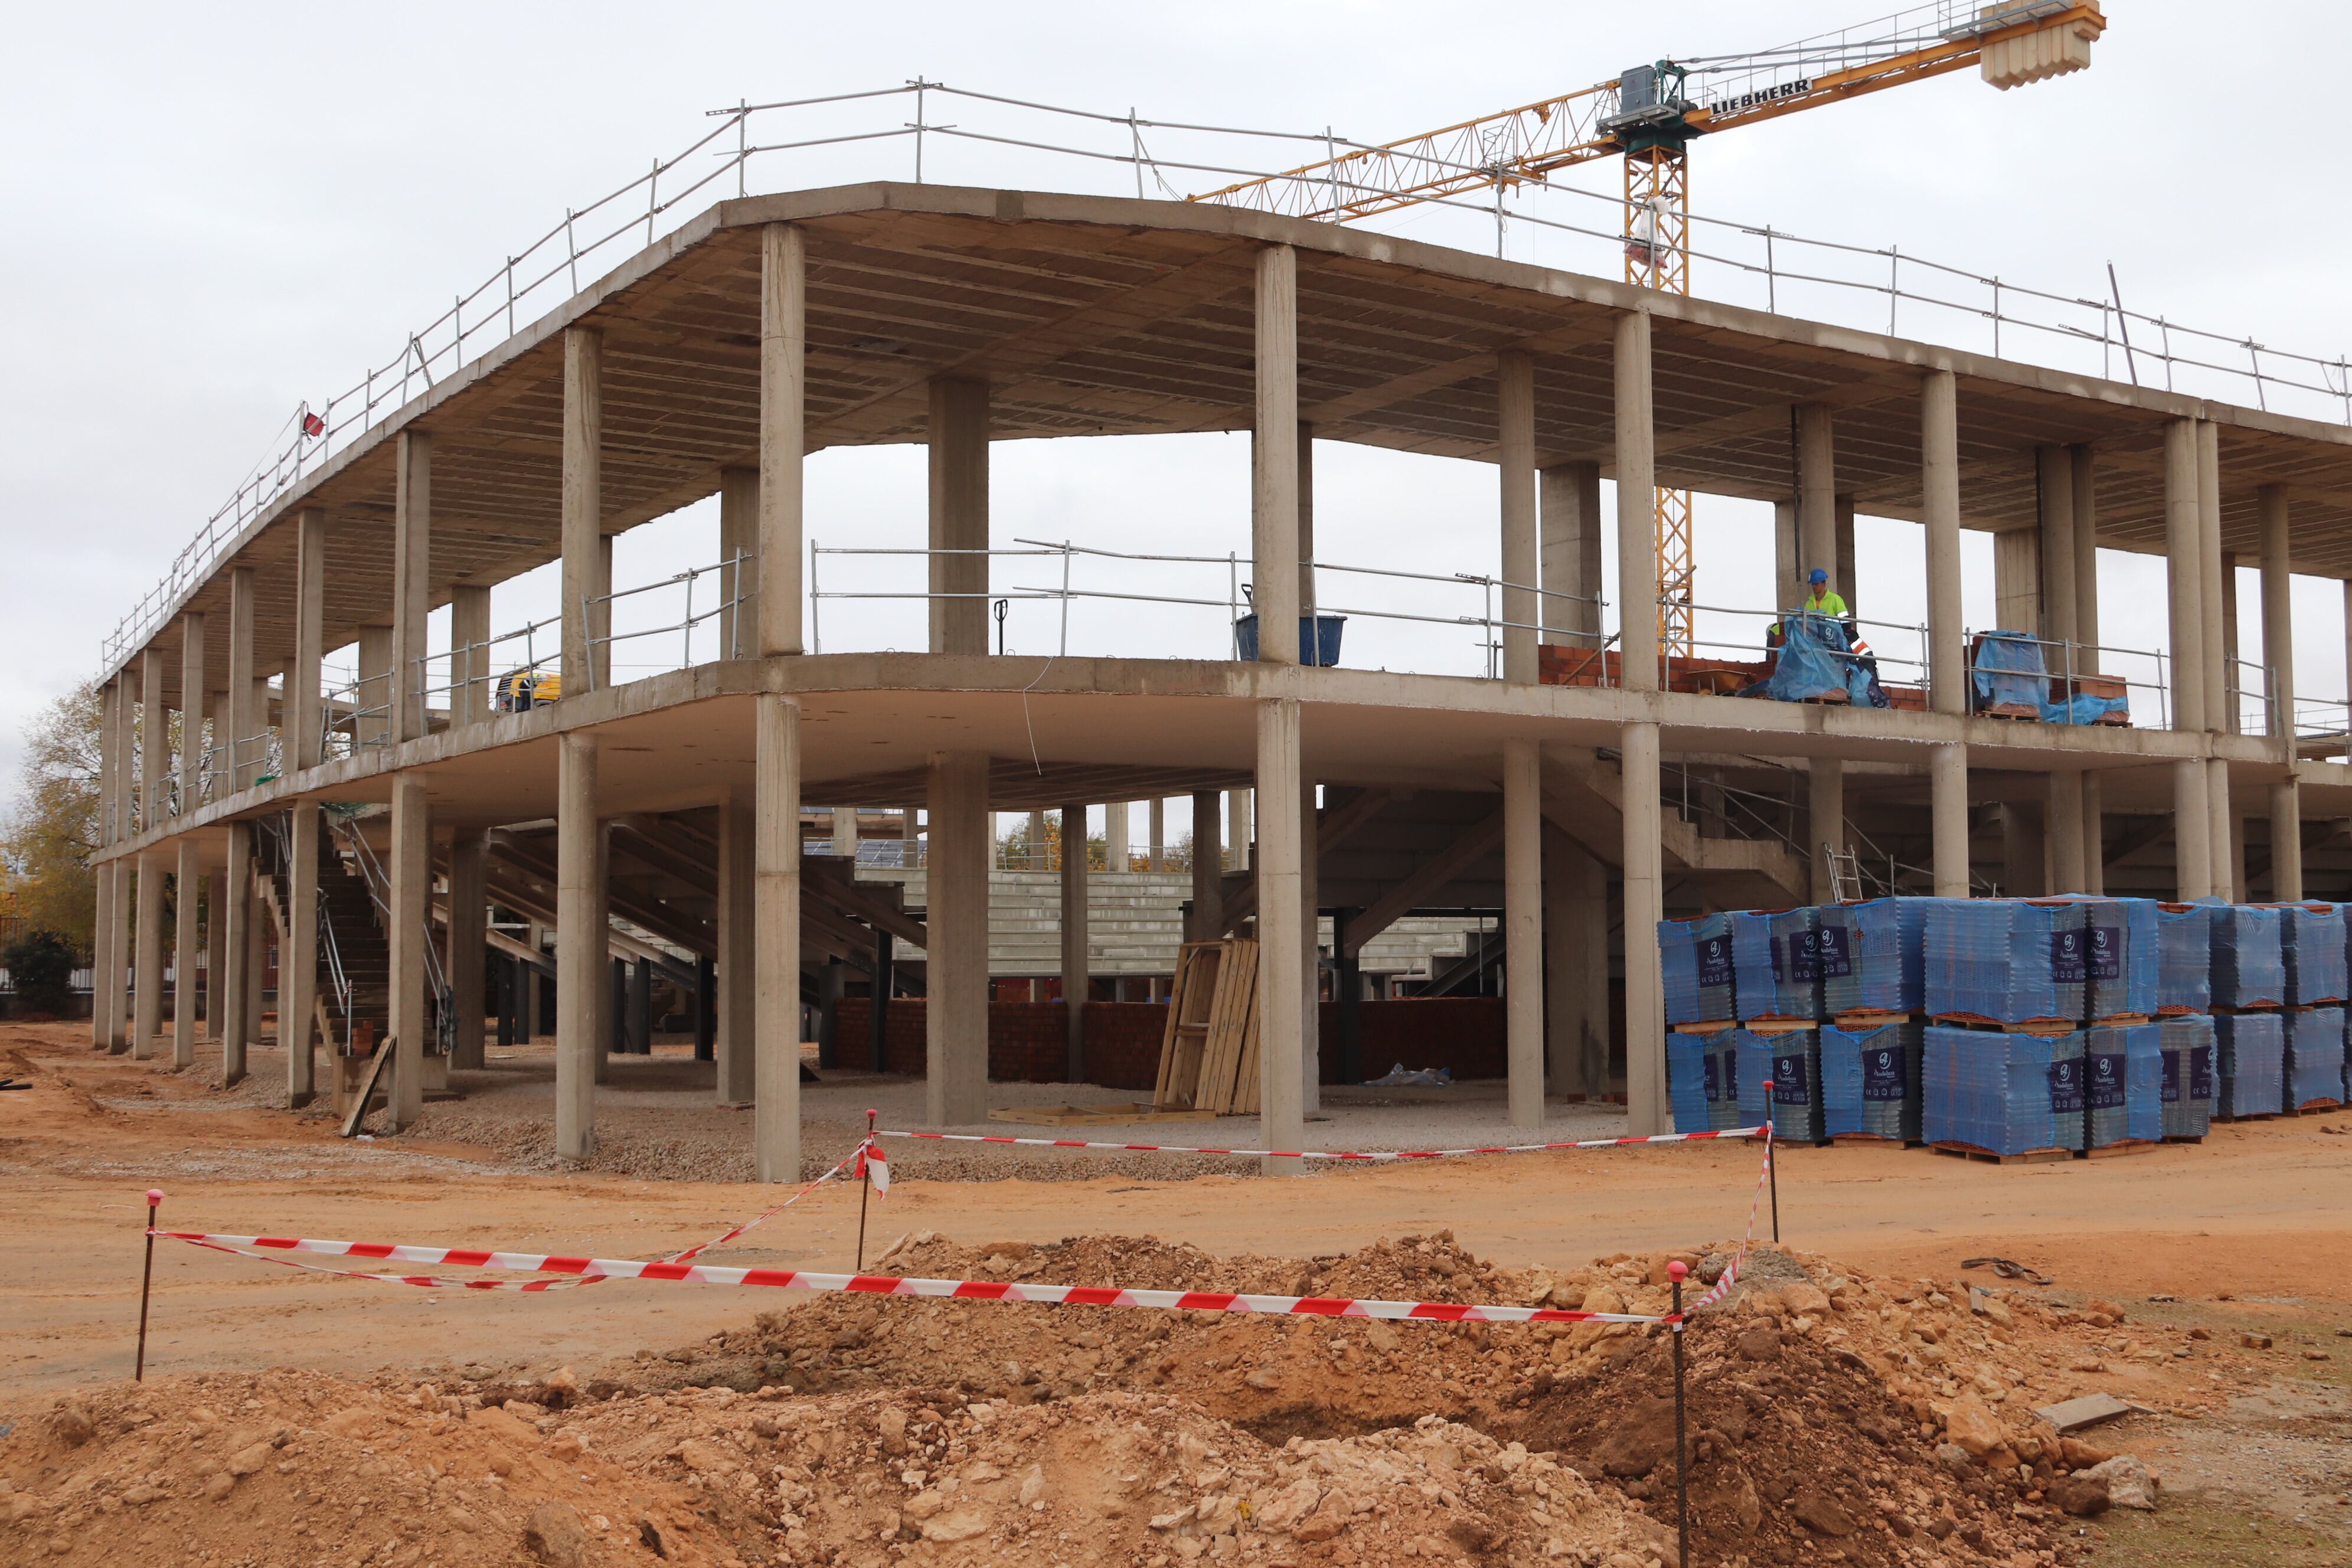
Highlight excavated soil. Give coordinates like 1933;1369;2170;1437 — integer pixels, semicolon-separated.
8;1227;2214;1567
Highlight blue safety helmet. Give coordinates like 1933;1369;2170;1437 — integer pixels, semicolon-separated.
1809;568;1828;584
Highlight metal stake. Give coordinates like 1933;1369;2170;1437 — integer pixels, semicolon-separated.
854;1109;878;1270
1668;1260;1691;1568
135;1188;163;1380
1764;1093;1782;1244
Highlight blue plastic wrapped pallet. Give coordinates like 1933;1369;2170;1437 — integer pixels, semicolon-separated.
2284;1005;2347;1110
2210;904;2285;1010
1736;1028;1824;1144
2081;897;2159;1018
2268;903;2348;1005
2214;1011;2284;1119
1923;1024;2088;1155
1923;897;2089;1023
2157;1014;2215;1140
1659;913;1737;1025
1819;1021;1922;1142
1971;631;2048;713
1822;897;1924;1015
1730;907;1818;1020
1667;1026;1743;1133
2085;1021;2162;1148
2155;903;2213;1013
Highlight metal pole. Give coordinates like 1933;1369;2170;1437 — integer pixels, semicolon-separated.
854;1109;877;1270
1764;1093;1781;1243
135;1187;162;1380
1669;1260;1690;1568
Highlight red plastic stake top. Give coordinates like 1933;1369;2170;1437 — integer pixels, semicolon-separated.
1667;1260;1688;1282
145;1189;164;1208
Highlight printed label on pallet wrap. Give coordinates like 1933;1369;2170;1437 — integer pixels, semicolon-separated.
2087;1050;2125;1110
1772;1053;1808;1103
2086;925;2121;982
2053;929;2088;985
2191;1044;2214;1101
2160;1050;2181;1105
1862;1046;1904;1101
1697;934;1733;989
1816;926;1853;979
2049;1056;2084;1113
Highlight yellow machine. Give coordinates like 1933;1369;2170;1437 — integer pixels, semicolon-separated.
495;668;564;712
1196;2;2106;655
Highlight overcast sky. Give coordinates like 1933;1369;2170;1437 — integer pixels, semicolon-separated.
6;1;2350;824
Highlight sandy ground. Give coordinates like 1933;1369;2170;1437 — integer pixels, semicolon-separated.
5;1020;2352;1564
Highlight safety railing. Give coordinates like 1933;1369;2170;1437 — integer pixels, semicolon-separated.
317;678;395;763
578;551;750;692
103;79;2352;675
1665;600;1932;698
410;610;564;719
2222;656;2284;740
1959;629;2175;730
1660;759;1807;861
331;815;455;1054
262;811;354;1043
808;538;1600;681
2293;694;2352;757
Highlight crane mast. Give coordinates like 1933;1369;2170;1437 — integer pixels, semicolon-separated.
1194;1;2106;657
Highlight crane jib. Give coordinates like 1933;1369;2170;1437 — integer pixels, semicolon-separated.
1711;80;1814;117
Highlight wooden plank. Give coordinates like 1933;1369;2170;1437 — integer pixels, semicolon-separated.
1930;1140;2072;1165
338;1035;396;1139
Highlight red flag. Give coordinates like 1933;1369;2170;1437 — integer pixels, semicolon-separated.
858;1141;889;1197
300;408;325;438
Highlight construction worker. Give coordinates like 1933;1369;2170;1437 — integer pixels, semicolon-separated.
1803;567;1848;619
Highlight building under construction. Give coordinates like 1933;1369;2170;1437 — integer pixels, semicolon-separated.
80;123;2352;1167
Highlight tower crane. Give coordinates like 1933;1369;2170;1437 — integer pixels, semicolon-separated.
1194;1;2107;658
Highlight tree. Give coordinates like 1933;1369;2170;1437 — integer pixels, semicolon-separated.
1;681;102;949
4;929;79;1017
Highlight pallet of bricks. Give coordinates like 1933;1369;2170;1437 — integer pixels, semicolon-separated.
1660;898;1929;1148
1151;939;1262;1115
2212;902;2348;1121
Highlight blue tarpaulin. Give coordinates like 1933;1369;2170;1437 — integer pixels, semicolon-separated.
1923;898;2090;1023
2156;903;2214;1013
1736;1028;1824;1143
2086;1021;2162;1147
2081;897;2160;1018
1923;1025;2087;1155
1754;612;1886;707
2215;1011;2284;1119
2285;1005;2346;1110
1821;1021;1922;1142
2211;904;2285;1009
1660;913;1737;1024
2271;903;2348;1005
1668;1027;1745;1133
1968;630;2124;724
1731;907;1819;1020
2157;1014;2215;1140
1821;897;1923;1015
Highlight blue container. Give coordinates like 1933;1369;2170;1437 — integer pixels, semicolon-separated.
1736;1028;1824;1144
1824;897;1923;1015
1922;1025;2087;1154
2285;1005;2346;1109
1731;907;1819;1021
1820;1021;1922;1142
1923;899;2089;1023
1234;613;1344;665
2082;898;2160;1018
2271;904;2349;1005
1667;1026;1744;1133
1660;913;1737;1025
2214;1011;2285;1119
2157;1014;2215;1140
2155;903;2214;1014
2085;1021;2162;1147
2211;905;2286;1010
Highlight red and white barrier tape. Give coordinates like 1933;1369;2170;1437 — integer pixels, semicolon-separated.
148;1230;1675;1324
870;1125;1766;1163
1686;1123;1772;1314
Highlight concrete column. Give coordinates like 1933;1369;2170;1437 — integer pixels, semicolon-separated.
1502;739;1543;1129
450;584;491;727
1808;761;1845;904
447;827;487;1072
2164;420;2207;734
929;378;991;655
2220;551;2243;735
2080;772;2106;895
832;803;860;860
1834;496;1857;612
556;733;600;1161
2271;779;2304;900
1299;775;1320;1116
172;836;200;1066
1992;530;2040;635
1027;809;1048;870
761;223;806;658
392;429;432;741
1615;312;1659;691
717;465;759;659
2050;770;2086;894
1253;244;1301;664
561;328;608;690
139;649;168;831
2196;421;2227;737
716;788;756;1103
1541;460;1603;648
91;847;116;1050
179;613;207;814
1105;801;1130;872
1148;799;1167;872
2259;485;2294;741
92;682;119;1049
285;800;319;1100
1227;789;1252;871
2173;758;2212;900
2036;446;2078;650
1497;349;1538;682
1188;789;1223;940
1297;422;1317;622
2207;758;2235;901
1543;832;1609;1097
1795;403;1836;585
926;750;990;1126
2071;446;2101;672
592;815;611;1086
1931;743;1970;897
226;567;257;789
202;831;226;1038
387;776;429;1128
292;509;326;769
1256;697;1305;1163
2001;803;2047;899
244;873;266;1051
1773;501;1801;616
1060;802;1089;1081
133;848;165;1059
1922;371;1965;714
1621;722;1666;1135
355;626;391;750
754;694;804;1178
